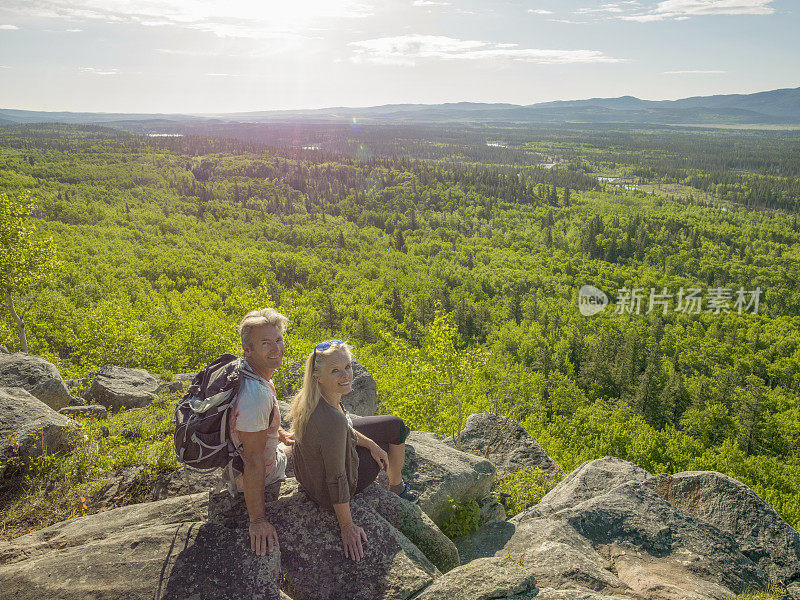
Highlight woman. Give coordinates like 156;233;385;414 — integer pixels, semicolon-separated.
289;340;418;562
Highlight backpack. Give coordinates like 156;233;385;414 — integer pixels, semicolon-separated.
173;353;275;471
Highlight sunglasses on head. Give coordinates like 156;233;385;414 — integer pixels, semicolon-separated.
312;339;344;362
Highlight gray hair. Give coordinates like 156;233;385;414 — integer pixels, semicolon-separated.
239;308;289;349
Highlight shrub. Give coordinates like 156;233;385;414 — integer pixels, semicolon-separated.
492;467;564;517
438;496;480;539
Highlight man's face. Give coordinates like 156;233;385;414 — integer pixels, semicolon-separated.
243;324;284;375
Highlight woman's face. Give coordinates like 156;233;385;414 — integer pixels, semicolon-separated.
315;349;353;401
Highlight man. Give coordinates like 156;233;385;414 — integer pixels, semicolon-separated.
225;308;295;556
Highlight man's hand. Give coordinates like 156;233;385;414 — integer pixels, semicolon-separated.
278;427;295;446
340;522;368;562
249;518;278;556
368;443;388;471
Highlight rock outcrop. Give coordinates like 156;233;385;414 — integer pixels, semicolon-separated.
0;353;72;410
342;358;378;416
0;492;283;600
646;470;800;585
83;365;160;411
0;387;77;475
208;479;438;600
445;412;562;475
401;431;496;527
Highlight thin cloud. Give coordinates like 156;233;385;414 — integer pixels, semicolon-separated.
663;69;726;74
621;0;774;21
412;0;451;5
206;72;241;77
527;9;554;14
576;2;640;14
348;35;626;66
65;28;83;32
80;66;119;75
0;24;21;29
2;0;373;39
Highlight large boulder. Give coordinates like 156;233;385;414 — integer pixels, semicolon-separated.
342;358;378;416
83;365;159;411
0;492;282;600
646;470;800;585
401;431;495;527
415;556;537;600
364;482;460;573
0;353;72;410
208;478;438;600
445;412;562;475
476;457;783;600
0;387;77;474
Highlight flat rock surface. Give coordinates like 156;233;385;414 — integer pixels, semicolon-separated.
0;353;72;410
0;493;232;600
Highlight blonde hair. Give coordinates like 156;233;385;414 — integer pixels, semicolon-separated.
289;341;352;442
239;308;289;349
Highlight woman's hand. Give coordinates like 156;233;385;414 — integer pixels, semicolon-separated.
369;443;389;471
340;521;368;562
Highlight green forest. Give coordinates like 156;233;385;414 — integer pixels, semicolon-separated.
1;122;799;534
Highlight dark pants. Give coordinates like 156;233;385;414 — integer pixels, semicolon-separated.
351;415;410;494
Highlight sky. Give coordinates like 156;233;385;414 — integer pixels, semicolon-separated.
0;0;797;113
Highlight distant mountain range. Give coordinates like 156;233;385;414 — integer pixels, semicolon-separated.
2;87;799;128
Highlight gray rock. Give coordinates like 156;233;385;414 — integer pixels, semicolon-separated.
445;412;562;475
646;470;800;585
92;465;146;508
365;481;460;573
278;400;292;429
478;495;506;524
494;457;772;600
0;387;77;475
402;431;496;528
342;358;378;416
208;479;437;600
58;404;107;419
83;364;159;411
414;556;537;600
150;467;224;501
0;492;280;600
0;352;72;410
161;522;281;600
453;520;516;565
156;380;184;395
539;455;651;513
787;583;800;600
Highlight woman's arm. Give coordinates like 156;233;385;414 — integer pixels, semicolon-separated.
354;430;389;471
332;501;368;562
